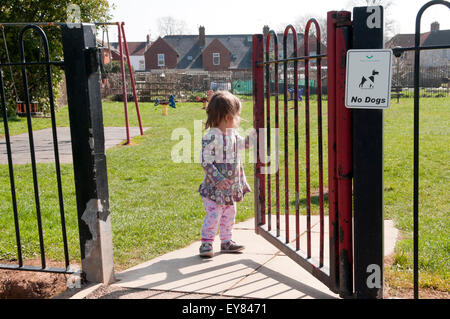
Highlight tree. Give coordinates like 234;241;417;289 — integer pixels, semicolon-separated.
0;0;112;116
157;16;188;37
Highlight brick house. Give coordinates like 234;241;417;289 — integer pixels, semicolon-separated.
144;36;179;69
202;38;232;71
144;26;252;71
385;22;450;67
111;34;152;71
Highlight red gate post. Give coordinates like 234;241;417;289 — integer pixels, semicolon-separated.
252;34;266;232
326;11;339;294
335;11;353;298
334;11;354;298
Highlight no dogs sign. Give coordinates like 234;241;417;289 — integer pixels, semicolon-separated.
345;49;393;109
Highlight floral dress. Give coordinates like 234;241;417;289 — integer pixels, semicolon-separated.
198;128;251;205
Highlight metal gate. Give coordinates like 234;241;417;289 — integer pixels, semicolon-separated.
0;23;114;284
252;11;353;298
253;1;450;299
391;0;450;299
0;24;75;274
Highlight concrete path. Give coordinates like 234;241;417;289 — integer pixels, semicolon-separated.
73;216;398;299
0;127;147;164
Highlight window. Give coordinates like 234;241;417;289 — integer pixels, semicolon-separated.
139;60;145;69
157;53;165;66
213;53;220;66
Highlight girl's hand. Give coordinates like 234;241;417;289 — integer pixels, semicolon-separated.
217;179;232;190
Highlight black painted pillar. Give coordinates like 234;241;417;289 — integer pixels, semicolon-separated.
61;24;115;284
352;6;384;299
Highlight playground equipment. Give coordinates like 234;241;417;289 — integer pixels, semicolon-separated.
288;87;303;101
195;89;214;109
154;95;176;115
98;22;143;144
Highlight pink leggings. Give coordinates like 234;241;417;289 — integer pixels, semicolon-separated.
201;196;236;243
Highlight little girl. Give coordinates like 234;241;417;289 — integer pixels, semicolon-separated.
198;91;254;258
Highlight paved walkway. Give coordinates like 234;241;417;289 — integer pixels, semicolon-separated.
71;216;398;299
0;127;146;164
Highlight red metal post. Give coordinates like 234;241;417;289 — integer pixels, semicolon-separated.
303;22;312;258
265;33;272;232
253;34;266;231
120;22;144;136
270;32;281;239
117;22;130;145
326;10;339;294
335;11;353;298
282;25;297;244
305;18;325;267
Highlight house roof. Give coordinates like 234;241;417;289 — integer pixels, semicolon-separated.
110;41;149;56
384;30;450;49
385;33;416;48
422;30;450;47
160;34;254;70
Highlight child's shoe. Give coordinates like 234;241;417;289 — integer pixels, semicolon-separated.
220;240;245;253
199;242;214;258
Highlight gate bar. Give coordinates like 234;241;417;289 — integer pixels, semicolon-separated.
282;25;299;249
282;25;298;244
264;31;274;232
259;54;327;66
265;30;281;237
35;25;71;269
304;18;325;267
19;25;47;269
0;68;23;267
0;263;77;274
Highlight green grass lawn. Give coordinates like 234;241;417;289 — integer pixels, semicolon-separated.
0;96;448;291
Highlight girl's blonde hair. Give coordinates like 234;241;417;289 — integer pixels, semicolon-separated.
205;91;241;129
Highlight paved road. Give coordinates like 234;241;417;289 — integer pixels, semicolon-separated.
0;127;147;164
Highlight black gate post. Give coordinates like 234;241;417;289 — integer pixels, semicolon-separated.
61;24;115;284
352;6;384;299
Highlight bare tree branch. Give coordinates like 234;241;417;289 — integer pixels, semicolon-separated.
157;16;188;37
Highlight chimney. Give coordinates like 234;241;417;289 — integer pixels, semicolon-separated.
146;34;150;44
263;25;270;38
431;21;440;32
199;26;205;46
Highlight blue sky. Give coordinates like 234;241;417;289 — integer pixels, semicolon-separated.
108;0;450;41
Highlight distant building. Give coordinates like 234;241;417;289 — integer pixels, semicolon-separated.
111;34;152;71
144;26;253;72
385;22;450;67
